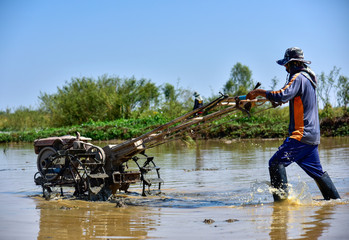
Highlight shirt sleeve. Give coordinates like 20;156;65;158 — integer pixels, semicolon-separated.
266;73;302;103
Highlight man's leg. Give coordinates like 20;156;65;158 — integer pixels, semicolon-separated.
269;163;288;201
296;146;340;200
268;138;295;201
314;172;340;200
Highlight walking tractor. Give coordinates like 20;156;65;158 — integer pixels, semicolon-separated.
33;83;280;200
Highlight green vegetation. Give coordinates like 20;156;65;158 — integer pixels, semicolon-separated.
39;75;161;126
1;63;348;143
0;115;169;143
223;62;254;96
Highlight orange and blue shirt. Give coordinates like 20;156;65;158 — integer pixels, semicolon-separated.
266;72;320;145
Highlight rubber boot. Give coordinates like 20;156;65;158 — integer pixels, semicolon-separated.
269;164;288;201
315;172;340;200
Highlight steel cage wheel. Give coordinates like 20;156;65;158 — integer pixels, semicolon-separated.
37;147;60;181
86;145;106;164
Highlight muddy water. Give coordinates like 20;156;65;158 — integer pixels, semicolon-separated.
0;138;348;239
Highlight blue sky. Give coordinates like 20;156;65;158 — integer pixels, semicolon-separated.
1;0;348;110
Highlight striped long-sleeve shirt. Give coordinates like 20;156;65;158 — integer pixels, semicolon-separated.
266;72;320;145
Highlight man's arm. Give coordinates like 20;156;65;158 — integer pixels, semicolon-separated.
246;89;266;99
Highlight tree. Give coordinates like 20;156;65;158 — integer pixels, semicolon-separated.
337;75;349;111
39;76;160;126
162;83;176;102
317;66;340;108
160;82;192;119
270;76;279;91
223;62;254;96
117;77;160;118
39;76;119;126
0;106;49;131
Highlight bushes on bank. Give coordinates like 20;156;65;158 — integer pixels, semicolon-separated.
1;110;348;143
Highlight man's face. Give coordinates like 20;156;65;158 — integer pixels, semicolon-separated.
285;63;290;73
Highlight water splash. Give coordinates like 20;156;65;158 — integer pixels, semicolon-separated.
246;180;272;205
250;179;314;206
287;182;313;205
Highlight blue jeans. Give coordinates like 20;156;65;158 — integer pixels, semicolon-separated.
269;138;324;179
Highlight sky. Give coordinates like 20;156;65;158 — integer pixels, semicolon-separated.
1;0;348;111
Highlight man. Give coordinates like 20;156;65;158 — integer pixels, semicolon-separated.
246;47;340;201
193;92;203;115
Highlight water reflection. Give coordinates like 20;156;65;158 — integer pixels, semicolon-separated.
35;199;160;239
0;138;348;239
299;205;334;240
269;203;334;240
195;144;203;170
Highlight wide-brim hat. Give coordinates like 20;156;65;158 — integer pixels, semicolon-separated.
277;47;311;65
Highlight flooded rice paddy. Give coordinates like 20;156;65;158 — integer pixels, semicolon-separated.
0;138;348;239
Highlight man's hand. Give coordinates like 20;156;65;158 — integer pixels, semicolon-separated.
246;89;267;100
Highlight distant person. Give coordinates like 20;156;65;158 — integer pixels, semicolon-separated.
193;92;203;116
246;47;340;201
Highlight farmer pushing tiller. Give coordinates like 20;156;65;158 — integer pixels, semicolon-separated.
33;48;340;202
